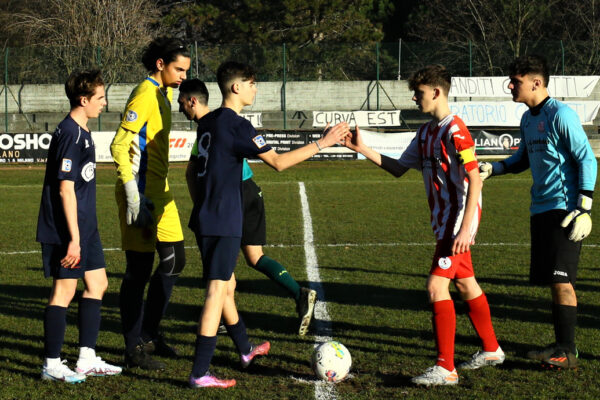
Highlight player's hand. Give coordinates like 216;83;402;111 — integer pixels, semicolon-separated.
561;194;593;241
344;125;364;152
123;179;141;225
478;162;493;181
60;240;81;269
452;229;471;255
134;196;155;229
320;122;350;148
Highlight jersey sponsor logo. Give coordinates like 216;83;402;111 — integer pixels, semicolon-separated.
537;121;545;132
453;134;466;140
438;257;452;270
553;270;568;277
81;162;95;182
61;158;72;172
126;110;138;122
252;135;267;148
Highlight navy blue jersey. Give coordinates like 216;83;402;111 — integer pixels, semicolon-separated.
36;115;99;244
188;107;271;236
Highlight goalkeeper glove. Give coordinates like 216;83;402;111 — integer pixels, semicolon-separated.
560;193;592;242
478;161;505;181
123;179;141;225
478;162;493;181
134;196;155;229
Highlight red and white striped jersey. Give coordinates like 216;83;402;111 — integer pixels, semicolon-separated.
398;114;481;241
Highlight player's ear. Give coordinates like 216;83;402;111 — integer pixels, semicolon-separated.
231;82;239;94
79;95;89;107
156;58;165;72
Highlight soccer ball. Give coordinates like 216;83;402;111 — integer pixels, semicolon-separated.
312;341;351;382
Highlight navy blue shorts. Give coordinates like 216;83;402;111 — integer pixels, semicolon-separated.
42;231;106;279
195;235;240;281
241;179;266;246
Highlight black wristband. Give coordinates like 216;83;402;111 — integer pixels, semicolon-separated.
580;190;594;199
380;154;404;177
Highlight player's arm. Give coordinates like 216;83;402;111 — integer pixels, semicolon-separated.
258;122;350;171
556;108;597;241
59;179;80;268
452;153;482;255
479;138;529;180
186;158;199;204
110;125;137;185
344;125;409;178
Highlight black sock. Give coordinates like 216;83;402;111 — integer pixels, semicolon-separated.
78;298;102;349
225;317;251;355
191;335;217;378
44;305;67;358
553;303;577;354
120;251;154;352
141;272;178;341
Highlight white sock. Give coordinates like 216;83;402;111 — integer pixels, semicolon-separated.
78;346;96;361
44;357;61;368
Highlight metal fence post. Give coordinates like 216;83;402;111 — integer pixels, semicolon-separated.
4;47;8;133
397;38;402;80
469;40;472;77
560;40;565;75
282;43;287;129
96;46;102;131
376;42;380;110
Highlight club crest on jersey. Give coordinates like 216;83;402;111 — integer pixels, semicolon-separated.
438;257;452;270
126;110;138;122
252;135;267;148
537;121;545;132
81;162;95;182
61;158;72;172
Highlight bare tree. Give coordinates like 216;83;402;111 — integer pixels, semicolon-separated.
4;0;162;82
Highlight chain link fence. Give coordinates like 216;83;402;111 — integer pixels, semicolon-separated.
2;40;596;85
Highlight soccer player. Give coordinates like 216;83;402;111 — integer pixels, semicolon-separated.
110;37;190;370
178;79;317;336
185;62;349;388
479;55;597;369
36;70;122;383
344;65;504;386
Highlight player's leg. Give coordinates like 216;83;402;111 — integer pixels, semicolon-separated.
119;250;164;370
41;243;86;383
141;240;185;357
189;236;238;388
527;210;580;369
221;273;270;368
77;264;122;377
140;198;185;355
454;275;503;369
241;178;316;335
412;242;458;386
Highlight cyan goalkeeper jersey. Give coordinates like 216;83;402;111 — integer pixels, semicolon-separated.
503;97;597;215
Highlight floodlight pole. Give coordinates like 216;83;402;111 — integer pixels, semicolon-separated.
376;42;380;110
282;43;287;129
398;38;401;80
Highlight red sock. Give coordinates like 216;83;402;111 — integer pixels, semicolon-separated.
432;299;455;371
466;293;499;352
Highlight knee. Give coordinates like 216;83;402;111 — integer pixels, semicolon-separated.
124;251;154;283
227;276;237;297
156;242;186;277
50;285;77;306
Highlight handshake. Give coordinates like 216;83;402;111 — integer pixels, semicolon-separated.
123;180;155;229
478;161;592;242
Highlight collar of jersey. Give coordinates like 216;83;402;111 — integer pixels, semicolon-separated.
145;76;161;87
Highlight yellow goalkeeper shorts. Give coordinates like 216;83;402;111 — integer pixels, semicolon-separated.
115;183;184;252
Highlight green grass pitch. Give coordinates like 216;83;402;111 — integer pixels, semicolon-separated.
0;160;599;399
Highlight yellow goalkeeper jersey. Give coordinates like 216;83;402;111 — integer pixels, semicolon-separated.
110;77;173;197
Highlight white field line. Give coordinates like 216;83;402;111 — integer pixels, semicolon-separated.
4;241;600;256
1;178;534;189
298;182;337;400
